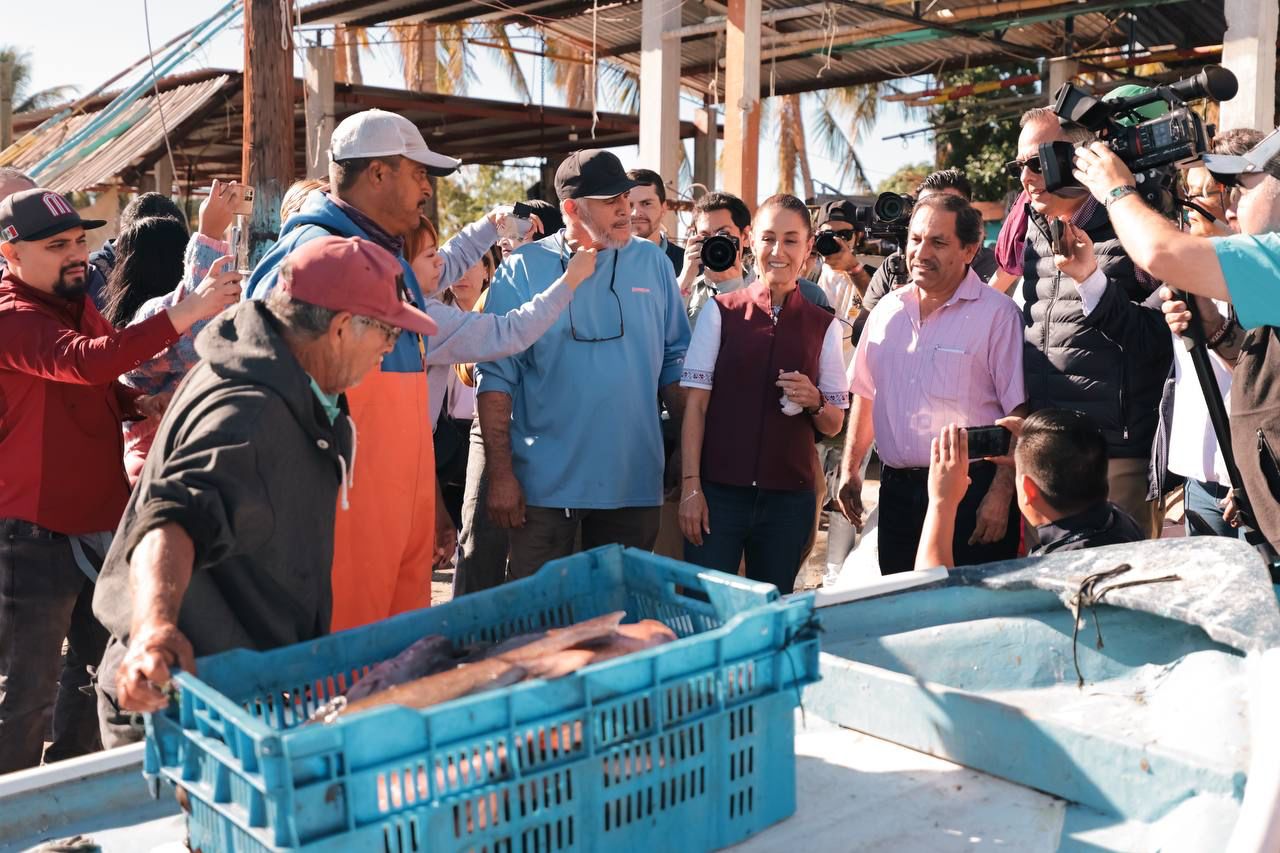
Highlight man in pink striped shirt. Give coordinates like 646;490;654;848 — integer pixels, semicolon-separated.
837;194;1027;573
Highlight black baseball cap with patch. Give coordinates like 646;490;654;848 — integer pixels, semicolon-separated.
0;188;107;243
815;200;858;229
554;149;638;201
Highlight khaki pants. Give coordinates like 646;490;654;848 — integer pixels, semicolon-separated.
1108;457;1163;540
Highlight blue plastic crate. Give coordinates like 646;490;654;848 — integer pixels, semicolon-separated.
145;545;820;852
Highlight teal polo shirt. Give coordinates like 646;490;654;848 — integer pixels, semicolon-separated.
1213;232;1280;330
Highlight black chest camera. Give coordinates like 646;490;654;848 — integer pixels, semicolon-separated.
1038;66;1237;215
700;234;740;273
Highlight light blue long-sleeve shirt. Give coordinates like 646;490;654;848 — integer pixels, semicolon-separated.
477;233;690;509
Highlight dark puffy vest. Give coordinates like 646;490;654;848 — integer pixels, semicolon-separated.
1020;202;1171;458
702;284;830;491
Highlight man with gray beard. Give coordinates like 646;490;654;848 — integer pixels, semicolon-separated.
477;150;691;578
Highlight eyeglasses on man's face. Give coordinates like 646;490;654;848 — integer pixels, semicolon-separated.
355;315;402;346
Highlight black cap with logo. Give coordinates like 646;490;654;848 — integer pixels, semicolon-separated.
0;188;107;243
815;200;858;230
554;149;639;201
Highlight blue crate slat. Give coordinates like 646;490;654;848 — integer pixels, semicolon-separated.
145;545;820;852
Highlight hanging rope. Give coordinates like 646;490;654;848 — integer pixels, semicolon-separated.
590;0;599;139
817;4;837;79
142;0;179;194
280;0;292;50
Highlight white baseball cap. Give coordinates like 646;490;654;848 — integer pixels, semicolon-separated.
329;109;460;177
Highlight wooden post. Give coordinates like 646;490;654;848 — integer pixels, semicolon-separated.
1221;0;1278;131
153;155;174;198
304;46;336;179
723;0;761;211
693;100;717;195
639;0;681;234
243;0;296;265
1047;58;1078;102
0;59;12;151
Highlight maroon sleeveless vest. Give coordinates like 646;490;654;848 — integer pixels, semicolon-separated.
702;282;831;491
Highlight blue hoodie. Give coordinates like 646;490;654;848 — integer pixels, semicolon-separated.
244;191;430;374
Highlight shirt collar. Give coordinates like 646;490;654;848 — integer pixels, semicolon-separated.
328;194;405;257
1034;501;1116;549
307;376;342;425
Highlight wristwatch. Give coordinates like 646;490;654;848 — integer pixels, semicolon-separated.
1104;185;1139;208
806;400;826;418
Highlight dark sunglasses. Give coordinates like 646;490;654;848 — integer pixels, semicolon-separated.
1004;156;1043;179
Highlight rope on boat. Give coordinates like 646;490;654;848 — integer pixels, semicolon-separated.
1069;563;1181;689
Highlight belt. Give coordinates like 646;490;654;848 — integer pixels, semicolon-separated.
882;460;995;484
0;518;66;540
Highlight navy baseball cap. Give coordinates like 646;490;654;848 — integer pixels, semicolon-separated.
554;150;638;201
0;188;107;243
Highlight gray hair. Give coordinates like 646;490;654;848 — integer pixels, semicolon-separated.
1212;128;1266;156
1020;106;1094;146
264;289;340;340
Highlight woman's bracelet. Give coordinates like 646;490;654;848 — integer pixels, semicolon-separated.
683;475;700;480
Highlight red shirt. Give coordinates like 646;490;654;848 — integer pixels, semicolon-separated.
0;269;179;534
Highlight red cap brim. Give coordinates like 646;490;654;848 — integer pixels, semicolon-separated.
383;302;438;337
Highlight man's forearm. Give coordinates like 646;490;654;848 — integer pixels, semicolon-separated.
841;395;875;475
129;523;195;633
1108;194;1229;301
477;391;516;478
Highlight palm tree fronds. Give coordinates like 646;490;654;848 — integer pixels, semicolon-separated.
481;23;533;104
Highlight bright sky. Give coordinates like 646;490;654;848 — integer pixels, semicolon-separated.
6;0;936;194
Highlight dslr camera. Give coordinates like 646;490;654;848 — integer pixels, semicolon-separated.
814;193;914;257
1038;66;1238;214
700;232;741;273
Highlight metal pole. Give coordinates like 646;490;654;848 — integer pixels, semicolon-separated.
1182;294;1280;581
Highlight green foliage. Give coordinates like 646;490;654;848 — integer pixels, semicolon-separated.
878;162;934;196
0;46;77;112
435;164;538;239
932;64;1039;202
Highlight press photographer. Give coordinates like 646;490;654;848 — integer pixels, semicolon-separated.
1072;126;1280;549
812;199;873;322
1015;103;1171;539
859;168;999;316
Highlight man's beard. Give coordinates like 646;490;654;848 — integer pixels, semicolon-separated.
578;206;630;250
53;264;88;300
630;217;654;239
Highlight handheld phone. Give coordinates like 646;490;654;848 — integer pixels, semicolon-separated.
230;220;252;276
966;425;1011;459
233;186;255;217
498;203;535;241
1049;219;1068;256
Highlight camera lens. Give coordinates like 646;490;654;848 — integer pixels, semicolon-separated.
814;232;842;257
700;234;740;273
873;192;913;224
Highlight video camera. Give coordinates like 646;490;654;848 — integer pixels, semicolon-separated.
815;192;914;264
1039;66;1238;214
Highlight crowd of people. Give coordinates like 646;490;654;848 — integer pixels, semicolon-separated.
3;96;1280;772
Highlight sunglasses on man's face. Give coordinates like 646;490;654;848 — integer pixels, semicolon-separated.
1004;156;1043;179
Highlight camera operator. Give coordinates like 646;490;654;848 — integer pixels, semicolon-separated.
860;169;1000;315
683;191;830;330
1148;129;1263;539
1072;126;1280;548
813;200;873;323
1016;106;1172;540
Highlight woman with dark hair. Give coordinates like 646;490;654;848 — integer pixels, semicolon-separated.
86;191;189;308
116;182;243;482
100;216;190;327
678;194;850;593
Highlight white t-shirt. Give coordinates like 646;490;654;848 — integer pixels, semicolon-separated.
1167;299;1233;485
680;299;851;410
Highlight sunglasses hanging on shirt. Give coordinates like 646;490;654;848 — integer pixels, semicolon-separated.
559;237;624;343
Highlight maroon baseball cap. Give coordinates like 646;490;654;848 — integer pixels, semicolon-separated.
279;236;437;337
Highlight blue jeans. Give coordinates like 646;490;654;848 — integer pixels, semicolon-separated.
1183;478;1244;539
683;481;816;594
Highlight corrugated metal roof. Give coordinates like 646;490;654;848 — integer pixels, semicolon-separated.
4;70;700;189
4;76;233;193
297;0;1228;97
